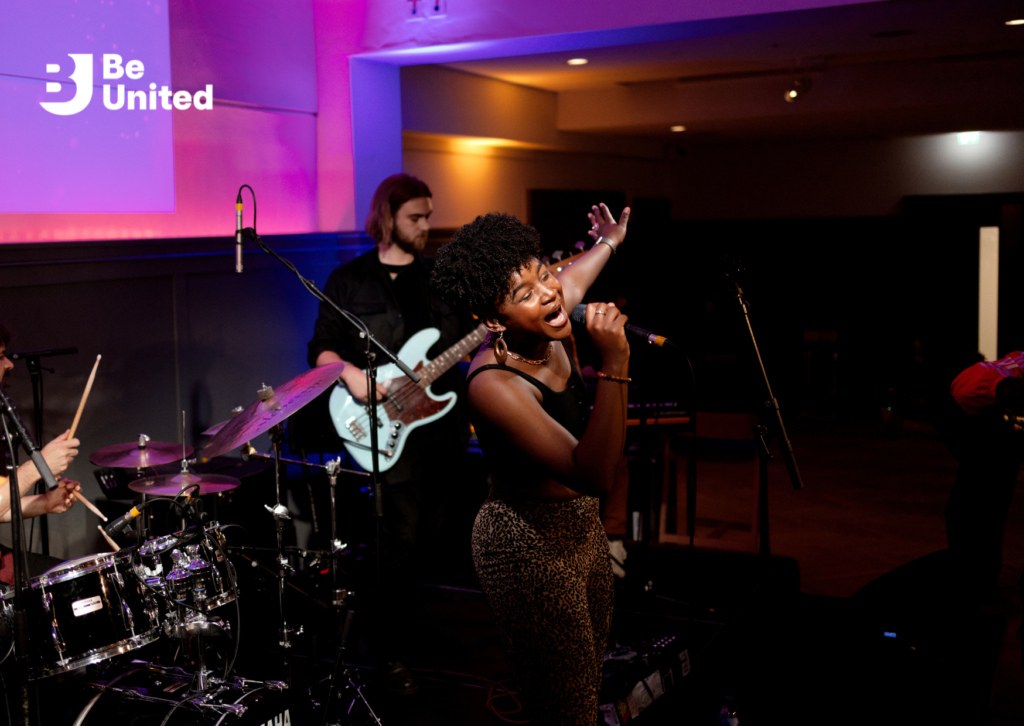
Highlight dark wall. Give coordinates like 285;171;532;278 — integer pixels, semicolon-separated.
0;233;372;558
565;195;1017;421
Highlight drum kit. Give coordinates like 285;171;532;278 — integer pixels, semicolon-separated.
0;361;379;725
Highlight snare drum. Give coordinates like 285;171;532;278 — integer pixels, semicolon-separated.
4;551;160;679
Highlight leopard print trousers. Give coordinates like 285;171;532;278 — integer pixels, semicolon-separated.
472;494;613;726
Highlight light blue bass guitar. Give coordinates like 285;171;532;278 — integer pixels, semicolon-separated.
329;324;487;472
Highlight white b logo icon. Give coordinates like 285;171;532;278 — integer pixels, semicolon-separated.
40;54;93;116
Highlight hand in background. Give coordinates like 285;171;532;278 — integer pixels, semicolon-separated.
587;203;630;248
340;366;389;403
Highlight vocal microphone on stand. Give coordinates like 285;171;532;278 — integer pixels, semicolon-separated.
235;191;244;274
569;304;676;349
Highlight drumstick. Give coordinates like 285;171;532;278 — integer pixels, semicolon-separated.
68;355;101;440
61;357;104;521
74;489;107;521
97;525;120;552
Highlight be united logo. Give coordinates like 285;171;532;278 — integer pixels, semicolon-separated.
40;53;212;116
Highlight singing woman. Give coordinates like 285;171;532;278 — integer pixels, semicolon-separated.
431;203;630;725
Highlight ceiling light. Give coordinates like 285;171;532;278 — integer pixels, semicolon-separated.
566;58;588;66
784;78;812;103
1006;19;1024;25
957;131;981;145
670;125;686;132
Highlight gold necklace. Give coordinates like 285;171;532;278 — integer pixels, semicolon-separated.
506;344;552;366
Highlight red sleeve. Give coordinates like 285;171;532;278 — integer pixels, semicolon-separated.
951;351;1024;415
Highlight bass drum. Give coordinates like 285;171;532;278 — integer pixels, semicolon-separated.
71;667;301;726
2;551;160;679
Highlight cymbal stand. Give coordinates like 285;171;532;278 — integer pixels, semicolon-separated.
262;418;299;650
242;444;363;610
324;458;348;608
133;435;152;548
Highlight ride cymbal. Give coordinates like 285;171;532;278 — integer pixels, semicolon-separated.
90;440;193;469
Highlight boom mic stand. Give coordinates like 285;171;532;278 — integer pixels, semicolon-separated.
724;267;804;493
237;208;414;712
0;386;62;726
236;223;419;532
9;347;77;556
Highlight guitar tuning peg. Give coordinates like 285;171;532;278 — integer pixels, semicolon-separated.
541;256;551;265
575;241;586;251
552;250;563;261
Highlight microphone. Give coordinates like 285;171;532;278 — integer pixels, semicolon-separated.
235;191;244;273
103;504;145;537
570;304;675;349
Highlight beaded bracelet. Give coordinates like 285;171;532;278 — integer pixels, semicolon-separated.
596;371;631;383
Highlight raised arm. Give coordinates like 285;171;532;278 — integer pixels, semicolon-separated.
469;303;629;495
557;203;630;310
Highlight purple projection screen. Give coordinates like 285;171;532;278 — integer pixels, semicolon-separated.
0;0;179;213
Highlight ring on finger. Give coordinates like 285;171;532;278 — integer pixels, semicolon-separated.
594;310;606;315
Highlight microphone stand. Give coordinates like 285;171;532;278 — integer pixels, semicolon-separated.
238;226;418;530
0;385;60;726
237;226;412;702
9;347;78;556
725;271;804;492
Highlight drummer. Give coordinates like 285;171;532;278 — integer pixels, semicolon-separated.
0;323;83;580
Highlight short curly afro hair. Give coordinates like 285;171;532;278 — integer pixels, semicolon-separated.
431;213;542;319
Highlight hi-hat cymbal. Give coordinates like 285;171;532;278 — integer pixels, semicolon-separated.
203;363;345;460
90;441;194;469
128;472;240;496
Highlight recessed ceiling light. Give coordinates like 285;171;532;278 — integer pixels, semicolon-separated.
670;125;686;132
566;58;588;66
784;78;812;103
1006;18;1024;25
958;131;981;145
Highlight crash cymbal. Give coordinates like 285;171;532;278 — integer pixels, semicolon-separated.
90;440;194;469
203;363;345;460
202;405;246;437
128;472;240;496
201;420;229;437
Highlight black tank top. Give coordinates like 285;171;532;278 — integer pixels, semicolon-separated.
465;359;590;439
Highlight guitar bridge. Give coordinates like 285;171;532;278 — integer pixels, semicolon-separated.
345;417;367;441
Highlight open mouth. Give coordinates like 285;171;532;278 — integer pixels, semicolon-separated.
544;306;568;328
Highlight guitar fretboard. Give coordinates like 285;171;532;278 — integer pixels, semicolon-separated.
417;324;488;388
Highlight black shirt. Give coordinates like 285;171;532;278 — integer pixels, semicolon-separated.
306;248;475;457
382;262;432;343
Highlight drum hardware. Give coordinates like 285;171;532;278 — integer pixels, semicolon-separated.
200;365;363;653
314;608;381;726
72;663;289;724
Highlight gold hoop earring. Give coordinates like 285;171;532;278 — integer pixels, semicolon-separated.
494;331;508;364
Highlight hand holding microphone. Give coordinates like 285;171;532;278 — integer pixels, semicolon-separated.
570;304;675;349
583;302;630;374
